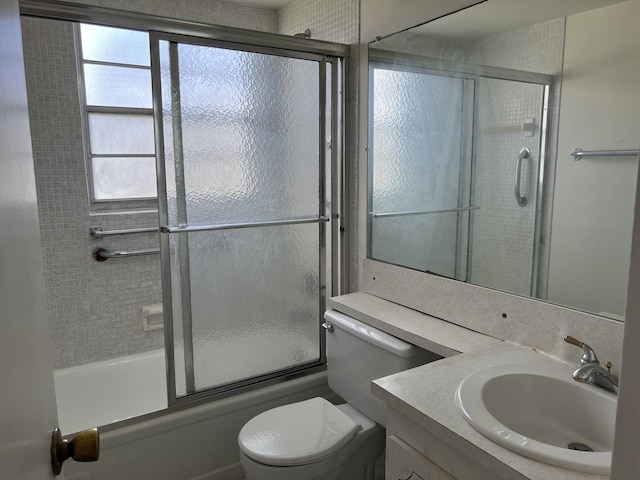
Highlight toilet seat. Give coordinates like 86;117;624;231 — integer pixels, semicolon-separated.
238;397;359;466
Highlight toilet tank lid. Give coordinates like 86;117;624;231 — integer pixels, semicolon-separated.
238;397;358;466
324;309;425;358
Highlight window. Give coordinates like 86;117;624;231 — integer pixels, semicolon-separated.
78;24;157;204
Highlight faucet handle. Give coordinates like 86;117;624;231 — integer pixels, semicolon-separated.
564;335;600;366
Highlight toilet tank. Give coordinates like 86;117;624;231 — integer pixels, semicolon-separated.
324;310;441;427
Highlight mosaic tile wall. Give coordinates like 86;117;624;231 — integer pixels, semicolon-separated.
22;1;359;370
278;0;359;44
65;0;277;32
21;16;166;369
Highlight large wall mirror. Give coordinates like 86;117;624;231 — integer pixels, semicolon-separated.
367;0;640;321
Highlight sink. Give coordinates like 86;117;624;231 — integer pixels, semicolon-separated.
454;362;616;475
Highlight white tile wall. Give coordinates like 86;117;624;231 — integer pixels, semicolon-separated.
65;0;278;32
278;0;359;44
22;16;164;369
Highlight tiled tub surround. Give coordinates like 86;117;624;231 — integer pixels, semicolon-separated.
21;16;164;369
22;0;360;370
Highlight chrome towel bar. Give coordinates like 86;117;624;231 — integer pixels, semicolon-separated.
93;247;160;262
160;216;329;234
90;227;158;238
370;206;480;219
570;147;639;161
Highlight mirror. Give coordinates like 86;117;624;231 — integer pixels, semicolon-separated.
367;0;640;321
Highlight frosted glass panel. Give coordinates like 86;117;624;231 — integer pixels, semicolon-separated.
84;64;152;108
92;157;157;200
372;68;464;213
88;113;155;154
166;43;320;226
156;38;328;397
180;224;320;391
371;68;467;277
80;24;150;66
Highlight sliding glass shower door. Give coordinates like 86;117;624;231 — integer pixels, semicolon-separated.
369;58;550;298
151;34;337;400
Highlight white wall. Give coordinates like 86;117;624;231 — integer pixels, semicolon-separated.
613;140;640;479
548;1;640;317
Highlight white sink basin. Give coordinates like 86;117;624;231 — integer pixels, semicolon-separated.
455;362;616;475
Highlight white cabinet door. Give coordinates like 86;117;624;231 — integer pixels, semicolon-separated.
387;435;456;480
0;1;60;478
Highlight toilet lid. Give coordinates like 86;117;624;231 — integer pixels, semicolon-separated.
238;397;359;466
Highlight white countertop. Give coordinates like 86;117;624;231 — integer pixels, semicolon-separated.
327;292;502;358
328;293;611;480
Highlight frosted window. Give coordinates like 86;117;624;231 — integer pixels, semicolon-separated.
80;24;150;66
88;113;155;154
84;64;152;108
79;23;157;204
92;157;157;200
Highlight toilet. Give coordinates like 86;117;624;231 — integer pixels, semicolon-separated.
238;309;439;480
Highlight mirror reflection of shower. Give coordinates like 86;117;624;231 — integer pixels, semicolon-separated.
367;0;640;320
369;61;549;298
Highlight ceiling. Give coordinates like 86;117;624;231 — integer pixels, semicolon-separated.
408;0;628;41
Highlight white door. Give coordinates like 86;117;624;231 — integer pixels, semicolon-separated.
0;1;60;478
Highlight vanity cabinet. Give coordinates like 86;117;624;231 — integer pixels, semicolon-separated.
385;408;527;480
387;434;455;480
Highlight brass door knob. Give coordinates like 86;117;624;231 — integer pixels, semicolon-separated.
51;427;100;475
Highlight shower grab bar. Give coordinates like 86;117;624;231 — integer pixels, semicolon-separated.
90;226;158;238
515;147;530;207
93;247;159;262
570;147;639;161
370;206;480;219
160;216;330;234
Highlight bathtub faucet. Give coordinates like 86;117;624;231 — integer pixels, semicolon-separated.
564;335;618;395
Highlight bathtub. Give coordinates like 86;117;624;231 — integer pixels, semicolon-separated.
54;349;168;434
55;350;333;480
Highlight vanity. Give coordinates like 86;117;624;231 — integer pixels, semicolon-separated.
329;290;616;479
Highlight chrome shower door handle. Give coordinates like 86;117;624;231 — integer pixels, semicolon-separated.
514;147;530;207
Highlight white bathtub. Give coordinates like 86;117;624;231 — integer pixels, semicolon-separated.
55;350;333;480
54;349;168;434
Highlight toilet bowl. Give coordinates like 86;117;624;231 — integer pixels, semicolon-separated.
239;398;385;480
238;310;439;480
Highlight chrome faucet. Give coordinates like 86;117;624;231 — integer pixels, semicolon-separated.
564;335;618;395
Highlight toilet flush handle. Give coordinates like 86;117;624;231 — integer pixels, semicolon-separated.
321;322;334;333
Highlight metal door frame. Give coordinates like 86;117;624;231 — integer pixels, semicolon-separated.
367;50;552;296
150;31;344;406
